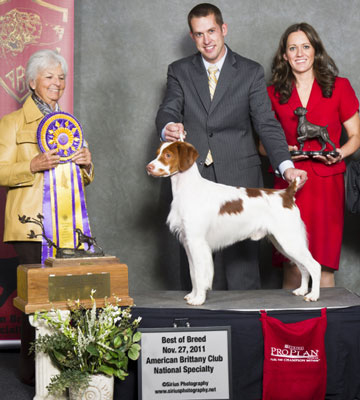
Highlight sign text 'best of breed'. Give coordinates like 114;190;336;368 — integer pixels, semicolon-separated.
138;326;232;399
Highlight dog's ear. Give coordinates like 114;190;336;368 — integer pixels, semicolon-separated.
177;142;199;172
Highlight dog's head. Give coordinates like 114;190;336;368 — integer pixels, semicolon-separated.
146;141;199;177
294;107;307;116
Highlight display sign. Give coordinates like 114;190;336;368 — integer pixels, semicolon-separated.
138;326;232;399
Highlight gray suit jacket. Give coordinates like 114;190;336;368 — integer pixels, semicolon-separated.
156;46;290;187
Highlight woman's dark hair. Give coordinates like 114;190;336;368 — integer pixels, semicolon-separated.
270;22;338;104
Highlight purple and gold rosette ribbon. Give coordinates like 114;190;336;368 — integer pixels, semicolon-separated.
37;112;92;262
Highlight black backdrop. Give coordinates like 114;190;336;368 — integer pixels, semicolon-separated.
114;306;360;399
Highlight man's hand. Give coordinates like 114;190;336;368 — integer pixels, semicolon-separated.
164;123;186;142
30;149;60;173
284;167;307;189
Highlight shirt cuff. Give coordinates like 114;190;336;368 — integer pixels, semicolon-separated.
161;122;175;141
277;160;294;179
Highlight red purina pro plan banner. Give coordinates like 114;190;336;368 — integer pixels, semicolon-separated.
260;309;327;400
0;0;74;343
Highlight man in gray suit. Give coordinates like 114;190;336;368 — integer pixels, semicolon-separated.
156;3;307;290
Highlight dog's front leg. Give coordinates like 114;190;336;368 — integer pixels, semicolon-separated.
182;241;196;302
183;239;214;306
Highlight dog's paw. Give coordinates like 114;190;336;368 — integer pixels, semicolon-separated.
292;287;308;297
184;292;194;301
304;291;319;302
186;293;206;306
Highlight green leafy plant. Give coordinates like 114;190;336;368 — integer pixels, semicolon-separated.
31;291;141;397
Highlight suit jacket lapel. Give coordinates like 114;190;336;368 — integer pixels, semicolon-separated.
190;53;211;112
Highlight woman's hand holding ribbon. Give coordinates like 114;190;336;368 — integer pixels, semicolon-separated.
30;149;60;173
72;147;92;173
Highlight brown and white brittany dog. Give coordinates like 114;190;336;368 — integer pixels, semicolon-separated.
146;141;321;306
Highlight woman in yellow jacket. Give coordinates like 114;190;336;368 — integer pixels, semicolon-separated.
0;49;93;384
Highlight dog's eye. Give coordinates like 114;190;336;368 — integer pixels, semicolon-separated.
165;152;171;158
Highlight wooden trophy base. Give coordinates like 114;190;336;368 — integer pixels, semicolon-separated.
14;256;133;314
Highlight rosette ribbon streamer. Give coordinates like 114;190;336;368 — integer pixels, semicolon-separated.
37;112;92;262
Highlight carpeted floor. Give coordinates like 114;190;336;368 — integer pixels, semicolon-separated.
0;349;35;400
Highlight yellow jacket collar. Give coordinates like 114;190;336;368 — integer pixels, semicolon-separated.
23;95;45;124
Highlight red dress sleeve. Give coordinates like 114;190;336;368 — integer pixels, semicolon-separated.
337;77;359;123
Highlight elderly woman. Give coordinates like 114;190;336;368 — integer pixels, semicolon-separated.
263;23;360;289
0;49;93;384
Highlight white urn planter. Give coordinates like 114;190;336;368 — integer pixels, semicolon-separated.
69;374;114;400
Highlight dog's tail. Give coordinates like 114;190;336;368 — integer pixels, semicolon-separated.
286;176;301;197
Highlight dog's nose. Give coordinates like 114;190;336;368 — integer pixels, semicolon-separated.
146;163;155;174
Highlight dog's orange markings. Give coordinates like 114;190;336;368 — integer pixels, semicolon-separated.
219;199;244;215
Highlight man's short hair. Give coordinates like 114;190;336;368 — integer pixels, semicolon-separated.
187;3;224;32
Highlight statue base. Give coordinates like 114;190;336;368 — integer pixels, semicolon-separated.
290;150;339;158
14;256;133;314
55;247;104;258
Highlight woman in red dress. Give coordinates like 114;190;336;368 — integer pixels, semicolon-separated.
265;23;360;288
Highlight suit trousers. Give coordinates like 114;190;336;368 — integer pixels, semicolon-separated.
180;164;261;291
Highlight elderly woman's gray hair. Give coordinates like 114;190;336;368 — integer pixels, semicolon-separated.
25;49;68;88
